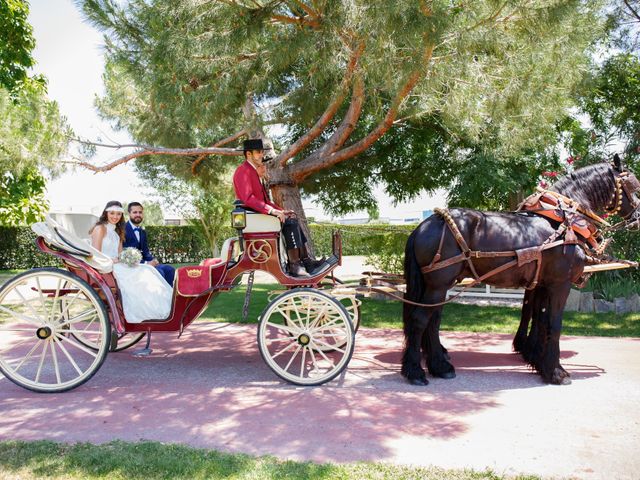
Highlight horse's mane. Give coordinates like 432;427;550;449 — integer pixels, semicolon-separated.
549;163;614;212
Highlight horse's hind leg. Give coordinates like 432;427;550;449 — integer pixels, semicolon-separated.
513;289;534;354
423;289;456;379
401;305;431;386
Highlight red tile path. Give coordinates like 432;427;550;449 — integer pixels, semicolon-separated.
1;324;639;480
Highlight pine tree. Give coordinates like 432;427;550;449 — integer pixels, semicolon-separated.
79;0;605;228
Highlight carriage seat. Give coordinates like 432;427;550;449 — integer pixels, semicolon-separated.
200;236;241;268
31;216;113;273
244;210;282;233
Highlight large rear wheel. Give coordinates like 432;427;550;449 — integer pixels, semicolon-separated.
0;268;110;393
258;288;354;386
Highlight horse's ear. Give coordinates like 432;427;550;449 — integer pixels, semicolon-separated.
613;153;624;172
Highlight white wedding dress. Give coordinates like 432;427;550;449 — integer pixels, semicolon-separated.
101;223;173;323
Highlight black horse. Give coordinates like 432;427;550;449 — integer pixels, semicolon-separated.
402;158;640;386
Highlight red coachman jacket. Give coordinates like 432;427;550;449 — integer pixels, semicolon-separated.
232;160;280;214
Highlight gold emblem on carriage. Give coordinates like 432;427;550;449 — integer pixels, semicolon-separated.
247;239;272;264
186;268;202;278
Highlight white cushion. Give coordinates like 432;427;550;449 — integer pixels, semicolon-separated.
244;212;282;233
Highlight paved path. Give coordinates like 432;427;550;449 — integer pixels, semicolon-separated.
1;325;639;480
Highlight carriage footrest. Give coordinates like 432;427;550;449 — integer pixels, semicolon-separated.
308;255;339;276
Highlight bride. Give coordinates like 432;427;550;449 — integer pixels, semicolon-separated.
90;200;173;323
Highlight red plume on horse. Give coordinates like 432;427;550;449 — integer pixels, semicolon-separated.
402;155;640;386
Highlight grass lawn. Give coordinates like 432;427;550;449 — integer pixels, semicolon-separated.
0;440;540;480
201;283;640;337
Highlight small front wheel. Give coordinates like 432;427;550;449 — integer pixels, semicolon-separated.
257;288;355;386
0;268;110;393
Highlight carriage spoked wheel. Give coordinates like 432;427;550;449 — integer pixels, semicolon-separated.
258;288;355;386
56;281;145;352
268;290;361;338
0;268;110;393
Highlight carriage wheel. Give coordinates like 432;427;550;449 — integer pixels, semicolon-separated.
56;281;145;353
0;268;110;393
258;288;355;386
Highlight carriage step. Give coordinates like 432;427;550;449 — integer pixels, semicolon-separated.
309;255;339;276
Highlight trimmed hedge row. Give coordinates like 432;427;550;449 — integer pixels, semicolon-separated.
3;222;638;281
0;224;415;270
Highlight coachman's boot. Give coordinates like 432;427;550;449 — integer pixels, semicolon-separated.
301;243;326;273
287;248;310;277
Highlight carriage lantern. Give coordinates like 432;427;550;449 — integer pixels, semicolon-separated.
231;202;246;230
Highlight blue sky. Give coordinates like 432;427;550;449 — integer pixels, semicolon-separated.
29;0;444;220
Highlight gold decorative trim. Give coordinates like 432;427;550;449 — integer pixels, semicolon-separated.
247;240;272;264
187;268;202;278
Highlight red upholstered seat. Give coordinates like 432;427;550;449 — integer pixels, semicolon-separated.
201;258;224;267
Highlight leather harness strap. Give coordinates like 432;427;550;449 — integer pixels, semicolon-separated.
421;208;570;292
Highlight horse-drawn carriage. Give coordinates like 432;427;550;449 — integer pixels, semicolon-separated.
0;205;360;393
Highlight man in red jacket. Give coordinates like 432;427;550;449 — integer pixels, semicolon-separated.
232;138;324;277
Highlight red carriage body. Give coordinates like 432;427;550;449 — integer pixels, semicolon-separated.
0;207;358;393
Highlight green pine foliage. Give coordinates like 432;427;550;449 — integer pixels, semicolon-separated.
79;0;606;214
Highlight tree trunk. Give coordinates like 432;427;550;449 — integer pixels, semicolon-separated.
508;189;525;211
270;182;315;253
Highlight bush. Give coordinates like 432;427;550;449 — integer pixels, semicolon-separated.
310;223;413;274
0;225;214;269
0;223;415;271
0;227;60;269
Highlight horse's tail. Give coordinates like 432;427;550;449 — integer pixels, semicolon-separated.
403;229;424;337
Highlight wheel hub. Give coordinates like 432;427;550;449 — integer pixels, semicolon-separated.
36;326;52;340
297;333;311;346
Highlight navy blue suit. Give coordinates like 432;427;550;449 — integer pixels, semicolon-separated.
124;222;175;286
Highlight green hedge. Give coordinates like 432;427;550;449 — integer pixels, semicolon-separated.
0;224;415;270
3;222;637;289
0;227;62;269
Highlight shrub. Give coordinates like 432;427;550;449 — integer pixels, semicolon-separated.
0;223;415;270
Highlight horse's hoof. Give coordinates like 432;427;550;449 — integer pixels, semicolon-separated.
435;371;456;379
408;377;429;386
550;367;572;385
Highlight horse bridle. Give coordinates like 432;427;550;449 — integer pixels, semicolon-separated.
605;169;640;231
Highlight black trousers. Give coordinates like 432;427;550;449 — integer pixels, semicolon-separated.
282;218;307;250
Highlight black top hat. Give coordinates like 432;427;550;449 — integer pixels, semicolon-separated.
242;139;264;152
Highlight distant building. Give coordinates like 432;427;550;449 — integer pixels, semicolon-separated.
336;217;371;225
163;215;189;226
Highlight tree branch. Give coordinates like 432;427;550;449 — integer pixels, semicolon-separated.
69;140;242;173
270;14;320;29
275;40;365;167
292;44;435;182
289;0;319;18
465;1;511;33
191;129;248;175
294;74;365;171
624;0;640;23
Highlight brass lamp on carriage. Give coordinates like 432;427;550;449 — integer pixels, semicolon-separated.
231;200;247;252
231;201;247;229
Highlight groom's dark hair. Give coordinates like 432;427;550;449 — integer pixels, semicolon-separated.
128;201;143;213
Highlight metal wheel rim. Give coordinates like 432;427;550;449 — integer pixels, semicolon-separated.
258;289;354;386
0;268;110;392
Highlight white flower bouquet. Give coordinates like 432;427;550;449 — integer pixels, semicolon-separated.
119;247;142;267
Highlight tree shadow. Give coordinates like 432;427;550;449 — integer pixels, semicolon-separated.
0;324;614;465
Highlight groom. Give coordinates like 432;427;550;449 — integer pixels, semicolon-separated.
124;202;175;286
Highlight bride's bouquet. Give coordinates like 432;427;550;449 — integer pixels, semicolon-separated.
119;247;142;267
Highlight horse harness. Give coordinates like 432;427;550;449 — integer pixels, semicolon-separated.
420;207;568;292
419;169;640;299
